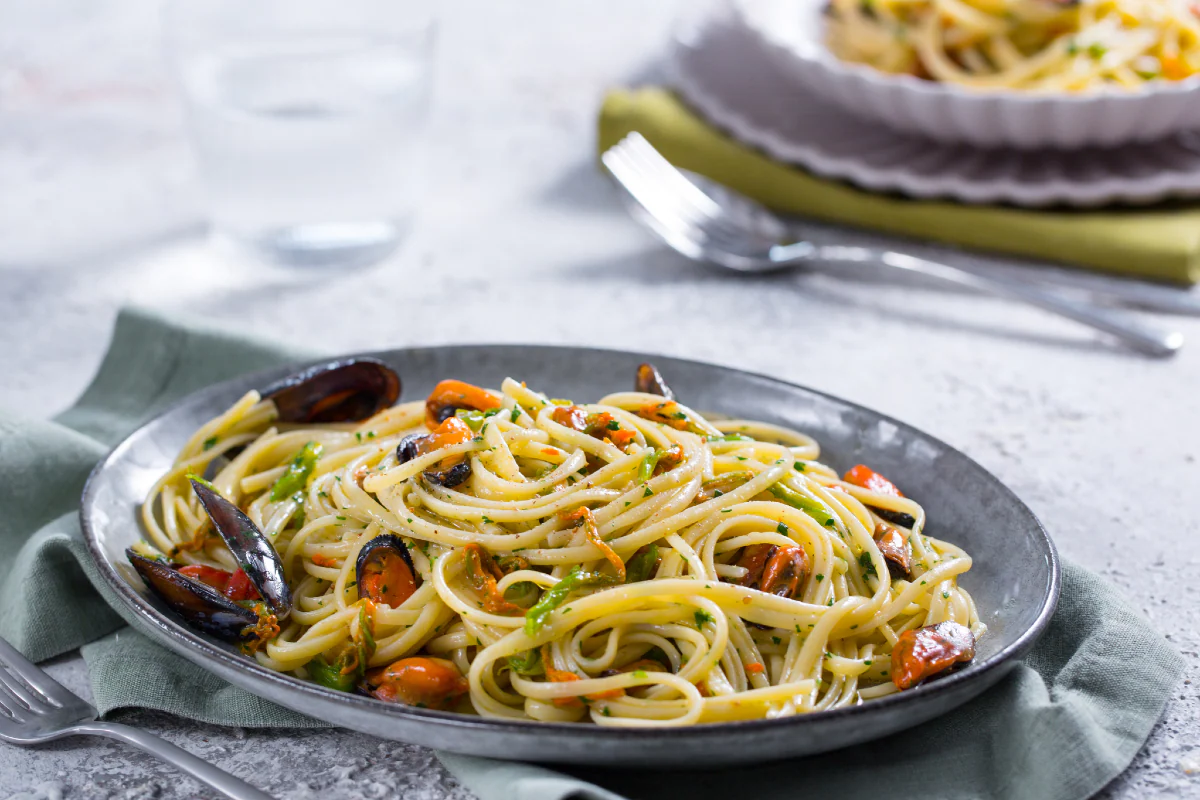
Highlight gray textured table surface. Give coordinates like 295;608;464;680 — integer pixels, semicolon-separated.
2;1;1199;798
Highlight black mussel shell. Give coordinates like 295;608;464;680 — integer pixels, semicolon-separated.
874;508;917;529
127;551;259;642
396;433;472;488
354;534;419;606
263;358;400;424
201;443;247;483
396;433;424;464
425;460;471;488
635;362;675;400
190;479;292;619
434;405;468;425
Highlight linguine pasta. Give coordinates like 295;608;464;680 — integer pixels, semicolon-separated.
137;374;984;726
825;0;1200;91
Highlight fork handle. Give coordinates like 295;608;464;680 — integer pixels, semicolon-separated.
815;246;1184;357
71;721;275;800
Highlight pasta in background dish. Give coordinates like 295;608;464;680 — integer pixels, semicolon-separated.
128;359;983;727
825;0;1200;91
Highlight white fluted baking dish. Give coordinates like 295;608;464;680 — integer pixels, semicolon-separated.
733;0;1200;151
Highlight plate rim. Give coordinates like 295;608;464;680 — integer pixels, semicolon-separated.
80;342;1061;741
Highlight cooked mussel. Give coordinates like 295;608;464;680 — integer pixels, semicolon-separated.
874;508;918;528
735;543;810;599
396;417;474;488
191;479;292;618
635;362;675;400
361;656;469;709
355;534;419;608
425;379;504;428
262;357;400;424
874;522;913;579
842;464;916;528
129;480;294;646
127;552;278;644
891;621;976;690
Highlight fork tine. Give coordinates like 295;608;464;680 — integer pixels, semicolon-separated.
605;144;734;249
605;147;756;261
0;681;31;722
0;666;53;712
0;637;79;709
604;155;711;262
603;148;703;237
617;135;762;246
619;133;724;218
607;140;710;229
612;138;766;250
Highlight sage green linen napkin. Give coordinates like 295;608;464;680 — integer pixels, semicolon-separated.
0;308;1184;799
598;88;1200;285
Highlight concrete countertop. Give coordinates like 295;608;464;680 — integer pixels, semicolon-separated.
1;0;1197;797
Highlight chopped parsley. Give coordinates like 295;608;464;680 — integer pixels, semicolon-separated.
815;574;824;582
793;461;806;472
858;552;878;579
694;610;714;628
606;420;620;431
643;486;654;497
771;636;782;645
776;522;788;535
269;442;323;501
202;436;218;450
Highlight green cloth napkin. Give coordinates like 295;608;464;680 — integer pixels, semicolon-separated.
0;308;1185;800
598;88;1200;285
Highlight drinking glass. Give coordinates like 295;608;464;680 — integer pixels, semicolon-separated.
164;0;435;267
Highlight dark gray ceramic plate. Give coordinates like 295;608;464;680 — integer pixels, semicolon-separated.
81;345;1059;767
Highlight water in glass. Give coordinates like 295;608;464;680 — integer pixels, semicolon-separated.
170;6;433;267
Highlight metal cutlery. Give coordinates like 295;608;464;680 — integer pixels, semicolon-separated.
0;636;273;800
602;132;1185;358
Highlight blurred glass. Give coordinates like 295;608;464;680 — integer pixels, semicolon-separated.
164;0;434;267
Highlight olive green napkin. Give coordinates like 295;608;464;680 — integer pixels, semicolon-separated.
598;88;1200;285
0;308;1185;800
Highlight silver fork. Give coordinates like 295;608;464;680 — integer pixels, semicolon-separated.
0;636;273;800
602;132;1185;358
